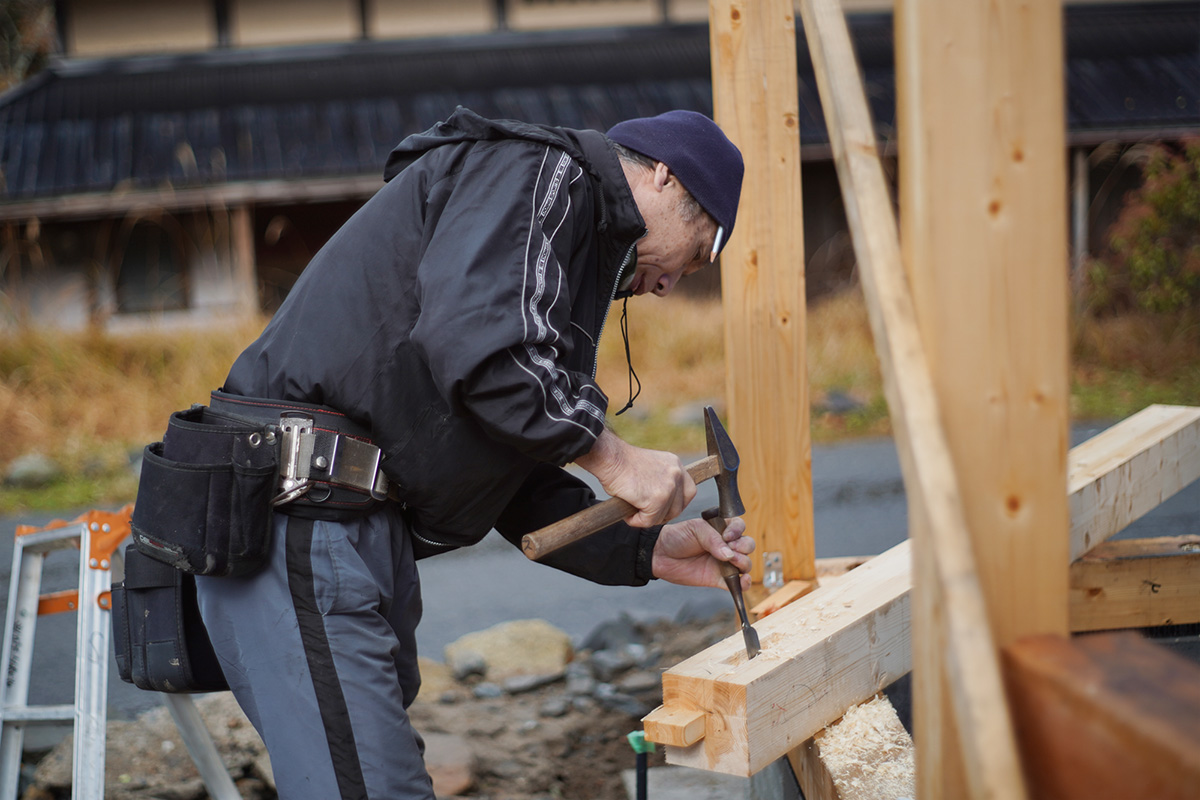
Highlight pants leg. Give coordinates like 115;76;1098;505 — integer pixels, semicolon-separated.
196;505;432;800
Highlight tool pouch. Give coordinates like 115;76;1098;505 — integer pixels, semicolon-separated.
111;545;228;693
131;405;278;577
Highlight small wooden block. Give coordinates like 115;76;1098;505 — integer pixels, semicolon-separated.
749;579;819;618
643;705;706;747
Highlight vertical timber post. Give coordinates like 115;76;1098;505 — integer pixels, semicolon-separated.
231;204;257;317
896;0;1071;796
709;0;815;584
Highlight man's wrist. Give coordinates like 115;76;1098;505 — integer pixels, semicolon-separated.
635;526;662;583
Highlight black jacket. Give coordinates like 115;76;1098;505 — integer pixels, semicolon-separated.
225;108;660;585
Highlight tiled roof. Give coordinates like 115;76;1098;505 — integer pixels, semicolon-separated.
0;2;1195;204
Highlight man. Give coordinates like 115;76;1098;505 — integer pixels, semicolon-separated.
195;106;753;799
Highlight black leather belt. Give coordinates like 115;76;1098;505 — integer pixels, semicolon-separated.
209;390;389;510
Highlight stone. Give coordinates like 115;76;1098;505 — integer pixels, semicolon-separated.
589;648;635;682
415;656;458;703
32;692;266;799
423;732;476;797
444;620;573;681
579;613;643;653
472;682;504;700
539;697;571;718
503;671;564;695
617;670;662;696
446;648;488;681
5;453;62;488
675;594;735;624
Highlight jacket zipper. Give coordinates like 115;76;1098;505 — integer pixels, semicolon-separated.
592;241;637;380
410;527;457;551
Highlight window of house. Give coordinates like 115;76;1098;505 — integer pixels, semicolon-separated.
115;221;188;313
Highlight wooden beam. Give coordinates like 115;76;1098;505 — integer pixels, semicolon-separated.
1070;535;1200;632
644;408;1199;777
1069;405;1200;561
1003;632;1200;800
644;539;912;775
896;0;1071;795
230;205;257;316
787;695;915;800
800;0;1036;795
709;0;814;583
0;174;382;224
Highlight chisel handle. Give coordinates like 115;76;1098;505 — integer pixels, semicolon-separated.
702;507;742;580
521;454;719;561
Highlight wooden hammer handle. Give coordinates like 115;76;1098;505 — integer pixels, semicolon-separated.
521;454;719;561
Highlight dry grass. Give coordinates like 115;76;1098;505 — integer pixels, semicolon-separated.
2;287;1196;512
0;318;267;505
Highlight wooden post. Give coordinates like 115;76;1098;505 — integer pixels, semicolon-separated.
896;0;1071;796
231;204;257;316
709;0;814;583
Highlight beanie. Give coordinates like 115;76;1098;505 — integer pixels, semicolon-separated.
607;110;744;256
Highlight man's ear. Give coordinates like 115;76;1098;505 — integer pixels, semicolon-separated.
653;162;672;192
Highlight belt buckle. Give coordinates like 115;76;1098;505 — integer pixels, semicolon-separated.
328;435;388;500
274;414;315;506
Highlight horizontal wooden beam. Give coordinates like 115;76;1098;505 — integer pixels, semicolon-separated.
646;404;1200;775
0;174;382;223
1003;632;1200;800
644;539;912;775
1069;405;1200;561
1070;535;1200;632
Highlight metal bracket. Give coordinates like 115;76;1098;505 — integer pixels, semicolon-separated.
274;415;314;506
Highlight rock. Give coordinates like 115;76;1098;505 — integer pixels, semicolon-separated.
589;648;635;682
5;453;62;488
579;613;643;653
446;648;488;681
539;696;571;718
564;664;597;697
32;692;266;799
593;684;649;717
503;671;564;695
415;656;458;703
472;682;504;700
423;732;476;797
817;389;865;415
444;620;573;681
675;593;734;624
616;670;662;696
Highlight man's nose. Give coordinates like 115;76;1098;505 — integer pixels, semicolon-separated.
654;273;678;296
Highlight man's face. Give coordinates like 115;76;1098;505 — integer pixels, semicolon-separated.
627;163;719;297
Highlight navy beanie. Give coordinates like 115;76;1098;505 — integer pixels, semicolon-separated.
607;110;744;255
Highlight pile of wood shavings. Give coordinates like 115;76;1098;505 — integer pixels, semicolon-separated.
817;694;916;799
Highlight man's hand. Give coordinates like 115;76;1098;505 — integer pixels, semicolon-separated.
575;428;696;528
652;516;754;590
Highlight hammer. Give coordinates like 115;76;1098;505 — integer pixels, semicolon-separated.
521;407;760;658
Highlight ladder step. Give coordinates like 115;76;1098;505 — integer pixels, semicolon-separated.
1;705;75;723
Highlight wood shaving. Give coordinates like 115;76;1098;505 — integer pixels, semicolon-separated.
817;694;915;799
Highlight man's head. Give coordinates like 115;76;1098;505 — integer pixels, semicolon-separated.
607;110;744;296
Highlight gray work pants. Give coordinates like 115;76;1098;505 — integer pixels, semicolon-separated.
196;504;434;799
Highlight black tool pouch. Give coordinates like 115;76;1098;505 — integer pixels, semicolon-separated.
131;405;278;577
111;545;228;693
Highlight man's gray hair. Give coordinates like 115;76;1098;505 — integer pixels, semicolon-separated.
613;143;705;223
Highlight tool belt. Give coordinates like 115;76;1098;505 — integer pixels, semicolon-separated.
130;391;390;577
111;545;228;693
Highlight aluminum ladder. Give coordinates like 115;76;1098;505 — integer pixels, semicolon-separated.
0;507;239;799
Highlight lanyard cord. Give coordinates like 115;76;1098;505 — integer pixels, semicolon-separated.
613;295;642;416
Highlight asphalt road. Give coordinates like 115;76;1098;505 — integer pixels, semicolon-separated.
1;421;1195;747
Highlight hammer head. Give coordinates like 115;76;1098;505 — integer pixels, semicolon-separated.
704;406;744;519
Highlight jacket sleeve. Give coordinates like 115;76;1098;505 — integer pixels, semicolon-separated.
409;140;608;466
494;464;660;587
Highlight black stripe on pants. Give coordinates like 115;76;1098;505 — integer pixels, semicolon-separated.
285;515;369;800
